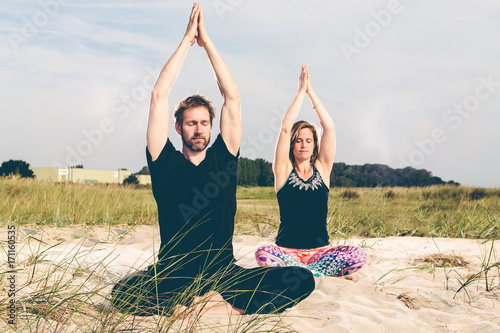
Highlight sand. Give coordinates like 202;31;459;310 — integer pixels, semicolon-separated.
1;226;499;332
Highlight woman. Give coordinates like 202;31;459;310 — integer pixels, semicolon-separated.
255;65;367;277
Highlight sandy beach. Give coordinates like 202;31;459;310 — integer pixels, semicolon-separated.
1;226;499;332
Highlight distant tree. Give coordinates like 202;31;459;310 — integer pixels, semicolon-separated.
120;168;128;171
257;158;273;186
72;165;84;168
237;158;457;188
0;159;34;178
329;162;457;188
237;157;260;186
123;174;139;185
136;166;150;175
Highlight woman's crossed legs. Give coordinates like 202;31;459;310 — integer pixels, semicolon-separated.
255;244;367;277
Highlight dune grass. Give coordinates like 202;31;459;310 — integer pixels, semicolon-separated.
0;177;157;226
327;186;500;239
1;177;500;240
1;177;499;331
235;184;500;240
0;227;295;332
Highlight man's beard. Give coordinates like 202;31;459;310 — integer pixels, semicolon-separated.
181;129;210;152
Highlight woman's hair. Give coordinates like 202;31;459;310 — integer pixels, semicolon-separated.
289;120;319;166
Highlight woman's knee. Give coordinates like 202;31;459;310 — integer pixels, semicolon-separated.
255;244;286;267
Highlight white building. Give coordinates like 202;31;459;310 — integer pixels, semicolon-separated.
31;167;151;185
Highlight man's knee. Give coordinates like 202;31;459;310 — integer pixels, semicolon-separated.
281;266;314;293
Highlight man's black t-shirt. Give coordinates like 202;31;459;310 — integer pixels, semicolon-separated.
146;134;238;271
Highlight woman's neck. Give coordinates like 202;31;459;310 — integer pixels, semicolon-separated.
294;160;312;178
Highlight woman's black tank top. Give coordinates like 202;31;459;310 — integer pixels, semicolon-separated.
275;165;330;249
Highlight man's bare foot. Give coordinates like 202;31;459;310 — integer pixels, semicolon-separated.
192;292;244;316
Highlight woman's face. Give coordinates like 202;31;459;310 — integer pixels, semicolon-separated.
293;128;315;163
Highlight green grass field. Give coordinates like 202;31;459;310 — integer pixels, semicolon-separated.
2;177;500;240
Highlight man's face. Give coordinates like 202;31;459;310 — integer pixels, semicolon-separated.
177;106;212;152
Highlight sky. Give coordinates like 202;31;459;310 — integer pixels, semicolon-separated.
1;0;499;188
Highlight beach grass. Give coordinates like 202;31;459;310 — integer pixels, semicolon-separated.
0;177;157;227
0;228;295;332
1;177;499;332
1;177;500;240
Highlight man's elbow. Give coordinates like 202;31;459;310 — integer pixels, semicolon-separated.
151;88;168;103
224;90;240;103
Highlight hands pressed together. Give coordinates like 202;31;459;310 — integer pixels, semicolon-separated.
299;64;316;97
298;65;309;94
184;2;210;48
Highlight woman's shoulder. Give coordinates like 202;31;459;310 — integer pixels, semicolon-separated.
313;161;330;186
275;163;294;193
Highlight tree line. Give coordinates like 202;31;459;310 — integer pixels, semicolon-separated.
1;158;458;187
236;158;458;187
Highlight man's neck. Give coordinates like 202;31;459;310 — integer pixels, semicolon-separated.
182;145;207;166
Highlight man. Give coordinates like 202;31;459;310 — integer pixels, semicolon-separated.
112;3;314;316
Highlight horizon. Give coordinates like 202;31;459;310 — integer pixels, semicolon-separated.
1;1;499;188
23;155;461;186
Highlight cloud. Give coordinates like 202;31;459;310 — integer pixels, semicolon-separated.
1;0;499;187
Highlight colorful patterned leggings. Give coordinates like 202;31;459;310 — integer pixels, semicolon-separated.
255;244;367;277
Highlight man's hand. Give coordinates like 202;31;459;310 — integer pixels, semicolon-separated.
193;2;240;156
184;3;200;46
147;3;202;161
196;5;211;48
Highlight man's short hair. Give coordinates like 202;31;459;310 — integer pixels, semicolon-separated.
174;94;215;126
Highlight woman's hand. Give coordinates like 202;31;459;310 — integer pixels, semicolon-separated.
298;65;309;94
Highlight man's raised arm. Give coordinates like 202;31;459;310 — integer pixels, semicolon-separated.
196;6;241;156
147;3;200;161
